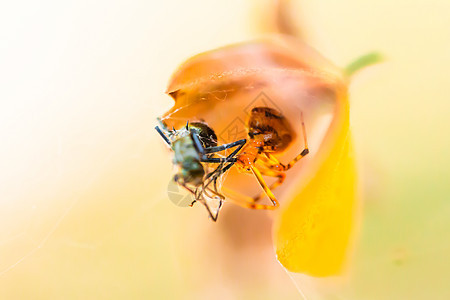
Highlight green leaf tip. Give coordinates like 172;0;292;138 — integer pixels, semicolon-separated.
344;52;384;77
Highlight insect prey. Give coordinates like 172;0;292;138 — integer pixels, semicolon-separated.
155;118;246;221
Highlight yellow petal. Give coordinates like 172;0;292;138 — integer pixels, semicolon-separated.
273;88;357;276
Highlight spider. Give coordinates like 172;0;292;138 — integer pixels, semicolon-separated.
201;106;309;210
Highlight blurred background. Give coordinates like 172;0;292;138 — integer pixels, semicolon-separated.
0;0;449;299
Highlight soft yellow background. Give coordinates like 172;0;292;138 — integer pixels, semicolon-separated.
0;0;449;299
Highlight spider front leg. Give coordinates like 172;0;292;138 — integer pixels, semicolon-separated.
251;165;286;202
250;165;280;208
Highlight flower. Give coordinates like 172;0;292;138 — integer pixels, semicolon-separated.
161;34;357;277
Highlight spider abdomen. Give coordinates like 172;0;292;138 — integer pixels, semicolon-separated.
247;107;295;152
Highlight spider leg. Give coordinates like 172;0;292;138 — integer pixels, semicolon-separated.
202;163;280;210
264;150;308;171
205;160;280;210
225;155;286;202
262;152;279;164
220;186;278;210
251;167;286;202
250;165;279;208
201;145;283;209
265;111;310;170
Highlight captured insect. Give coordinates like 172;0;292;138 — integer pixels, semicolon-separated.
201;106;309;210
155;118;246;221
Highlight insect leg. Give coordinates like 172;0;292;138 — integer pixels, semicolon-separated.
191;132;206;155
202;159;235;190
156;117;169;130
196;139;246;212
194;181;224;222
201;157;237;163
199;198;223;222
204;139;247;154
155;126;171;145
199;139;247;163
193;160;234;220
202;137;247;190
192;133;232;162
178;182;197;206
